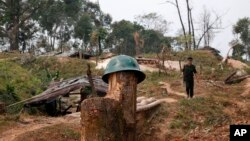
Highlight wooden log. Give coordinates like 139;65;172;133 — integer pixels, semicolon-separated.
87;63;97;97
107;72;137;141
137;100;164;112
81;98;124;141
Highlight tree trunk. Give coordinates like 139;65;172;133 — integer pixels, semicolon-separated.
8;0;20;51
81;98;124;141
9;33;19;50
86;63;97;97
190;9;196;50
186;0;192;50
175;0;188;50
9;18;19;51
98;36;102;56
107;72;137;141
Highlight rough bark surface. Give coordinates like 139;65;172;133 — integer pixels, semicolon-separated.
107;72;137;141
81;98;124;141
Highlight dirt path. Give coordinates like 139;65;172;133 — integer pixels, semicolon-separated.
0;114;80;141
159;81;186;97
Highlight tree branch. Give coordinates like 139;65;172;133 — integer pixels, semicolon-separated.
165;1;177;6
0;26;7;37
0;0;7;7
196;14;223;48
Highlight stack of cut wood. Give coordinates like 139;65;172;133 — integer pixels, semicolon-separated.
25;76;108;106
224;70;250;84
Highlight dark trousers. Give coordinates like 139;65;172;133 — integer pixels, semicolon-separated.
185;79;194;98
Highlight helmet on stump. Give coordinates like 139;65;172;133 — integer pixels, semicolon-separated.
102;55;146;84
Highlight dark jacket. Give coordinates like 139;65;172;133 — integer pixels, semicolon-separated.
182;64;197;81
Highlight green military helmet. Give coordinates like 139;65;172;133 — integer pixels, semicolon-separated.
102;55;146;84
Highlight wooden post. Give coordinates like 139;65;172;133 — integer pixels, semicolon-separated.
87;63;97;97
81;98;124;141
107;72;138;141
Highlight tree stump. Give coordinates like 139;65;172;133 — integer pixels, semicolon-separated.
81;67;140;141
81;97;124;141
107;72;138;141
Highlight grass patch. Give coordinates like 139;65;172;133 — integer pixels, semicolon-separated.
170;97;230;132
138;71;180;97
0;60;42;114
0;52;23;59
22;57;103;87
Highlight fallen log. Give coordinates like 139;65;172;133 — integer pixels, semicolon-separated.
224;70;250;84
225;75;250;84
136;100;164;112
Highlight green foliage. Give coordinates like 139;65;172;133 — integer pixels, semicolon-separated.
233;17;250;59
0;60;42;102
108;20;138;56
22;57;102;83
0;0;45;50
232;43;246;61
135;12;169;35
142;29;170;53
0;60;43;114
74;13;93;48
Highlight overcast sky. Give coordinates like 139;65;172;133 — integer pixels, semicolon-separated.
93;0;250;56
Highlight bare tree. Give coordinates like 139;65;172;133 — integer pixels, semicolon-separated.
189;8;196;50
196;8;222;48
165;1;223;50
166;0;188;50
186;0;192;50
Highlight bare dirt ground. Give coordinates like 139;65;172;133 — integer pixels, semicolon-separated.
0;114;80;141
227;58;249;69
241;78;250;97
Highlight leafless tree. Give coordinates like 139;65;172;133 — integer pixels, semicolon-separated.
166;0;189;50
165;1;223;50
196;8;223;48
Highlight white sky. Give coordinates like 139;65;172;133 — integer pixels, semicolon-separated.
93;0;250;56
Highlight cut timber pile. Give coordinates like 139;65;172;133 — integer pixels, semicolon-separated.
22;75;163;112
25;76;108;106
224;71;250;84
136;58;159;65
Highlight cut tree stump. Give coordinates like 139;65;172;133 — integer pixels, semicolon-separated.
107;72;138;141
81;97;124;141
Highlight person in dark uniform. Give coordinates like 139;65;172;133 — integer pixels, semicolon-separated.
182;57;197;98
